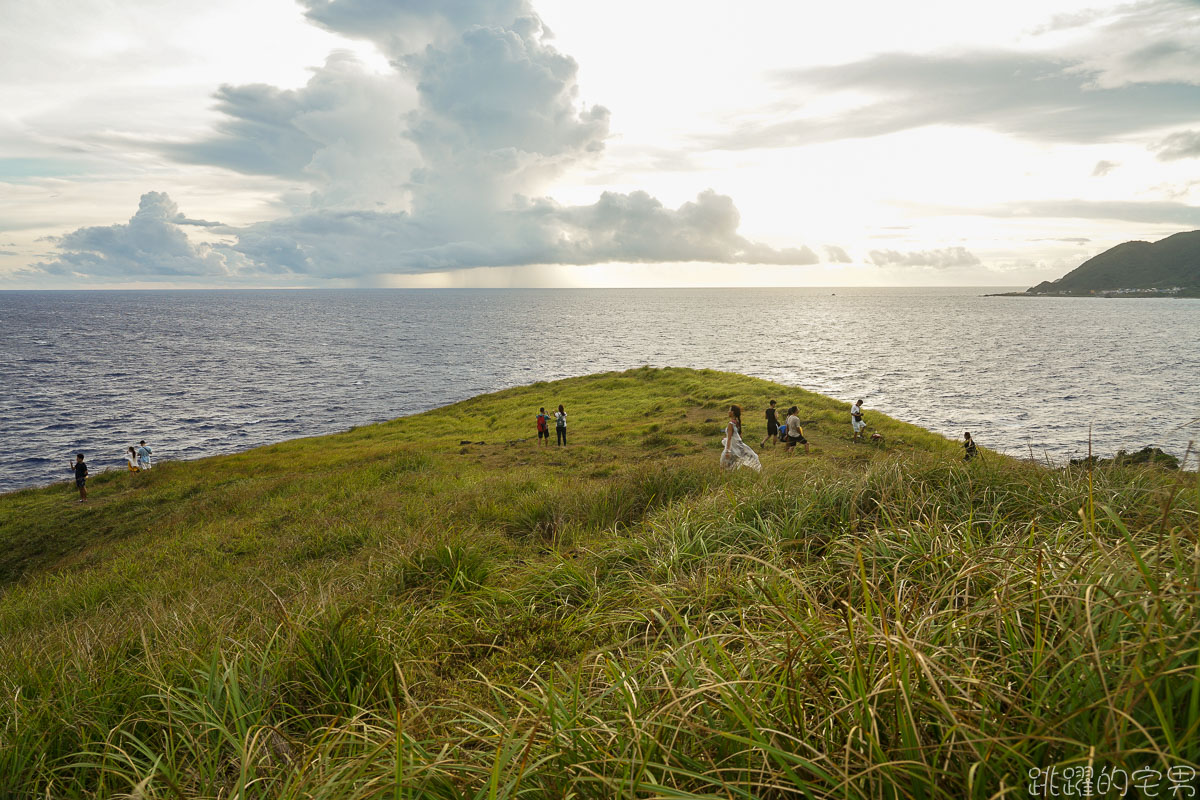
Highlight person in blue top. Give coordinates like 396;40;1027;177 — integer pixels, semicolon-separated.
137;440;153;469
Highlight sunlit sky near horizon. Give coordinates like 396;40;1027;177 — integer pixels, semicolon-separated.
1;0;1198;288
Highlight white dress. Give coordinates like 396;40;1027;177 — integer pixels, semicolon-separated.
721;421;762;472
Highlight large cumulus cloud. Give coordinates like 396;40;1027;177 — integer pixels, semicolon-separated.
221;188;817;276
39;1;819;280
37;192;237;277
166;51;420;210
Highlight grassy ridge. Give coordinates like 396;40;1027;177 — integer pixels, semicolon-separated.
0;367;1196;798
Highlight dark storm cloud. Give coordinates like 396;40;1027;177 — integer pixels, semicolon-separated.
710;52;1200;150
868;247;980;269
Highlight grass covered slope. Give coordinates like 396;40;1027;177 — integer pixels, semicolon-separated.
0;367;1197;798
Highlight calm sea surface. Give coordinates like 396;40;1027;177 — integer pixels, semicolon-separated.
2;287;1198;493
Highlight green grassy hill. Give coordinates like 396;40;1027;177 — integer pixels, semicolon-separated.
1028;229;1200;294
1;367;1196;799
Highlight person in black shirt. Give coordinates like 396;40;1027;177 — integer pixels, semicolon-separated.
760;400;779;449
72;453;88;501
963;432;978;462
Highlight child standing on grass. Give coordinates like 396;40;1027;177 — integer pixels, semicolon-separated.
536;408;551;446
554;405;567;446
71;453;87;502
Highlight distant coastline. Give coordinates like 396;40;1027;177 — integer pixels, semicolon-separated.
1009;230;1200;298
987;287;1200;298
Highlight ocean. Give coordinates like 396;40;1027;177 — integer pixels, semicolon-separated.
2;287;1197;493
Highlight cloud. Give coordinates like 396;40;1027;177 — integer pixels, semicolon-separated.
1154;130;1200;160
223;189;817;275
42;188;818;279
869;247;980;268
0;250;17;256
34;0;816;280
1032;237;1091;244
299;0;532;58
165;51;420;210
403;15;611;225
823;245;851;263
712;51;1200;150
1092;160;1118;177
36;192;236;278
1055;0;1200;89
955;199;1200;225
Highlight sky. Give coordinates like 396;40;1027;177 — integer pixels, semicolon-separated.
1;0;1198;288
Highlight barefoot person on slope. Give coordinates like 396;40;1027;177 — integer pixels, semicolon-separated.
721;405;762;472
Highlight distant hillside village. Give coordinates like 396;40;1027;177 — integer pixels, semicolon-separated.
1023;230;1200;297
1031;286;1192;298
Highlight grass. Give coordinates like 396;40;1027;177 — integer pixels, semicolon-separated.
0;366;1196;798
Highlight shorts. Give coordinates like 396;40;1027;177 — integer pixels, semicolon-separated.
786;434;807;444
852;419;865;432
767;421;778;435
538;429;549;439
75;478;86;488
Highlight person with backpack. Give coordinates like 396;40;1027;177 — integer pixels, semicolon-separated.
554;404;567;446
535;407;550;446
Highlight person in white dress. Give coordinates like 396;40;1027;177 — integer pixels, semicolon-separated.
720;405;762;472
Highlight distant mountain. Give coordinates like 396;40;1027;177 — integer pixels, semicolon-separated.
1027;230;1200;295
